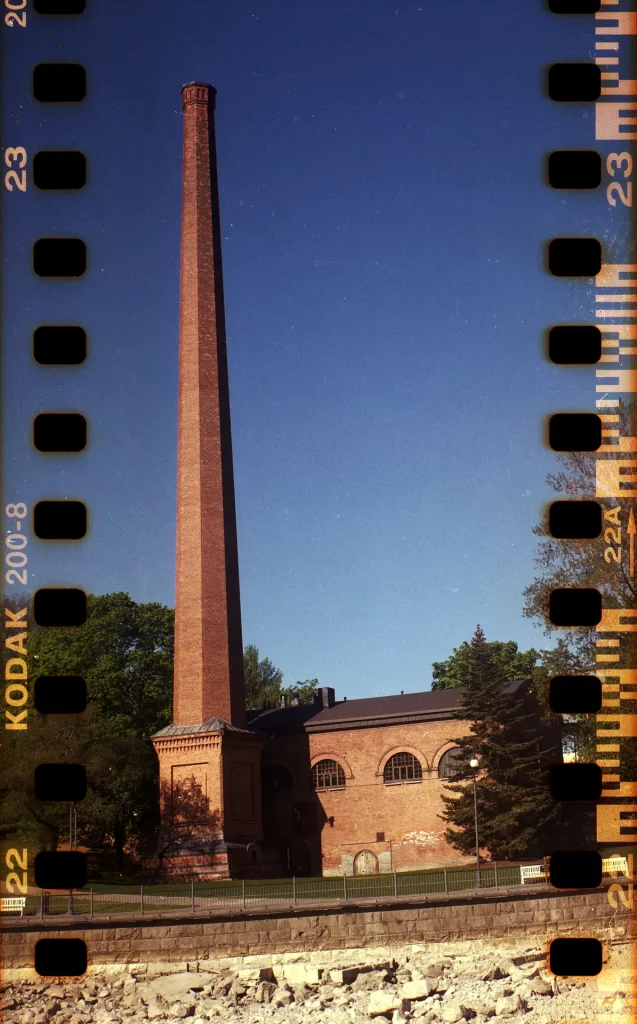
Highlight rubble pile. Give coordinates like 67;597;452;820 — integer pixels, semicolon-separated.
1;939;631;1024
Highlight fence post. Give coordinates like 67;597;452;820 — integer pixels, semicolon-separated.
191;881;195;913
494;863;498;889
140;885;144;915
292;876;296;905
39;893;44;919
443;867;448;893
343;874;347;901
393;872;398;897
90;889;94;919
242;878;246;909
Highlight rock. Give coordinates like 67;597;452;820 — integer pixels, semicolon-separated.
294;983;315;1003
141;973;218;1006
354;972;388;992
392;1011;409;1024
255;981;277;1003
44;986;67;999
368;991;408;1017
272;987;294;1007
423;965;447;980
228;980;247;1003
282;965;322;986
479;968;507;983
442;1003;475;1024
146;999;167;1020
401;980;437;1001
331;967;363;986
411;1005;431;1020
237;968;274;983
527;978;552;997
168;1002;195;1018
306;996;325;1010
494;994;523;1017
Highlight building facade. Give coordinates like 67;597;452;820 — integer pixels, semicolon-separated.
149;84;561;882
248;679;553;877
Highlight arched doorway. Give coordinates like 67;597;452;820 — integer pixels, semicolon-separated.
353;849;379;875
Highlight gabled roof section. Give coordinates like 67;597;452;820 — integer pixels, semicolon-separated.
247;679;528;735
153;716;251;739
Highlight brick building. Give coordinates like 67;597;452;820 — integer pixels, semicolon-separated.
247;679;556;877
150;84;560;882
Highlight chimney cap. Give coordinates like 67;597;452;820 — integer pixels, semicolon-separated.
181;82;217;109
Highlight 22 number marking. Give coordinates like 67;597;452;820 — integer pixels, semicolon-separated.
5;848;27;895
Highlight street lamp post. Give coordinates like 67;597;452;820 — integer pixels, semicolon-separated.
469;758;481;887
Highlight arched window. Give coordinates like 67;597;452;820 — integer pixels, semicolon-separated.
383;752;423;784
261;764;293;794
438;747;468;779
312;759;346;791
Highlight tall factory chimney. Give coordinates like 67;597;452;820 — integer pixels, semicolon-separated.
151;85;269;880
173;82;245;728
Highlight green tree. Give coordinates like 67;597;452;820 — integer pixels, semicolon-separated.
432;639;539;691
243;644;284;708
523;399;635;661
440;626;566;861
522;398;637;767
1;593;173;876
29;592;174;739
283;678;320;703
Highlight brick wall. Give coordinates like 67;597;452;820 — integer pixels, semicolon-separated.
262;718;477;874
172;82;245;730
3;888;630;970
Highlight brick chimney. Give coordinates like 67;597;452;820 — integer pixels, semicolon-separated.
149;85;271;882
172;82;246;728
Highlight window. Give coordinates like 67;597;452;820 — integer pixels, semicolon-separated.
438;747;468;779
261;763;293;794
383;752;423;784
312;759;346;790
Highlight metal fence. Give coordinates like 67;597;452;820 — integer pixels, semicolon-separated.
8;862;546;920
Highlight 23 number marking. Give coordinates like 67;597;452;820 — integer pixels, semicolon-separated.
4;147;27;193
606;151;633;208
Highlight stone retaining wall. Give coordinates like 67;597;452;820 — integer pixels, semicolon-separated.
2;887;631;970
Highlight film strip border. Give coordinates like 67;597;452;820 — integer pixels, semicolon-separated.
543;0;637;1010
3;0;91;979
3;0;636;991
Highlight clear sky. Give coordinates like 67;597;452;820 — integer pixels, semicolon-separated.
1;1;628;699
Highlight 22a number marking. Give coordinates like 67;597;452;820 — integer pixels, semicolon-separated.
4;147;27;192
4;0;26;28
607;151;633;208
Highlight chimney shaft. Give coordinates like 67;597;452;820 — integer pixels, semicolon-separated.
172;83;246;727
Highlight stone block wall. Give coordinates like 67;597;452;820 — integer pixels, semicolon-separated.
2;887;631;971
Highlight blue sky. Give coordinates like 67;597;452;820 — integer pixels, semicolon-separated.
1;1;630;699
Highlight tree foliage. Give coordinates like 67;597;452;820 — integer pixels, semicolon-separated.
522;399;637;764
1;595;317;877
440;626;571;861
1;593;172;876
432;640;539;691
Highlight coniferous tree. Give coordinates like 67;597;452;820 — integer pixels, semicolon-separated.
440;625;568;861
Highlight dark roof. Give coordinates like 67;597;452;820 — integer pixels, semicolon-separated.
153;716;249;739
248;679;528;735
